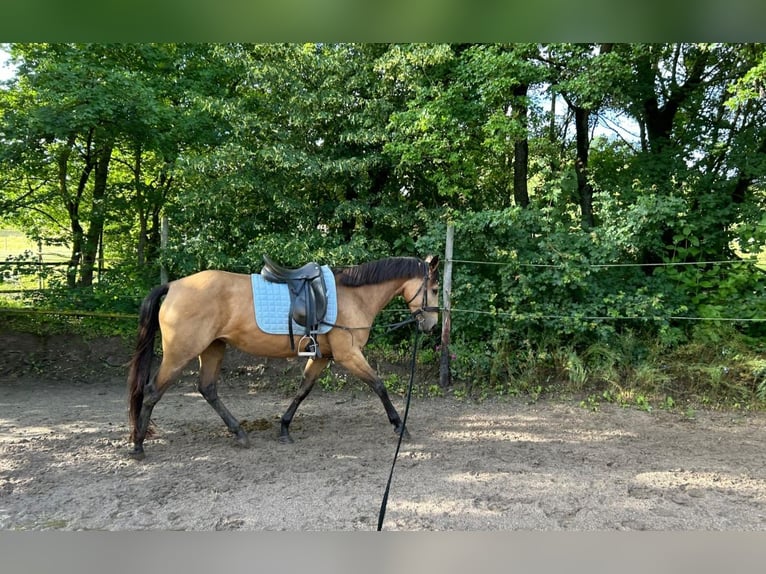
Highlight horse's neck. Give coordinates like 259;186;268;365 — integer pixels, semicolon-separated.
347;278;406;318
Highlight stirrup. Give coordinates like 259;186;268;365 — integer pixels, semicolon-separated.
297;334;320;357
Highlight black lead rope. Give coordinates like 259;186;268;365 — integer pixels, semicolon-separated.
377;326;420;531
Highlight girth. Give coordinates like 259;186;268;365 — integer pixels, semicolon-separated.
261;255;328;357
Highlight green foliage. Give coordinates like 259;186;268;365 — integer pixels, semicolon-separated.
3;43;766;407
437;202;766;407
445;207;687;343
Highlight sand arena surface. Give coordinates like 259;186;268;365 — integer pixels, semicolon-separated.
1;330;765;530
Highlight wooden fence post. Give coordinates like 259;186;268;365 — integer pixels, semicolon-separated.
439;223;454;387
160;214;169;285
37;239;43;290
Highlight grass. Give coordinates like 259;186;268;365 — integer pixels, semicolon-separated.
447;326;766;411
0;228;69;261
1;228;70;292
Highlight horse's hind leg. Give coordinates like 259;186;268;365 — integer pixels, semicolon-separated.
131;361;184;459
279;357;330;443
198;340;249;448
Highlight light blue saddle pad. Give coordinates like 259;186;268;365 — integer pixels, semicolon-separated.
251;265;337;335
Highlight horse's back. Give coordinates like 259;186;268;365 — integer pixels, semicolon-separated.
161;269;307;357
171;269;249;290
160;270;253;333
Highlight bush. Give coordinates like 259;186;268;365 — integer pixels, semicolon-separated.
423;207;766;407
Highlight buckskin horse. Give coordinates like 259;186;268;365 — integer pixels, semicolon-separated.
127;255;440;459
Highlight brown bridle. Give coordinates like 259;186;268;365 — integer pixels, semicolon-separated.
404;261;440;324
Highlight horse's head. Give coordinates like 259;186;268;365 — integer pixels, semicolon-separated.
403;255;440;332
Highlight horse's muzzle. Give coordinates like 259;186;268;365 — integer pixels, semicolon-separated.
416;308;439;332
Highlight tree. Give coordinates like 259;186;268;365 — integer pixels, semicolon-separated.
1;43;230;285
612;44;766;265
3;42;765;347
381;43;547;211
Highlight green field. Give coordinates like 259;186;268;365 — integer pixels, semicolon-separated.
1;228;69;292
0;228;68;261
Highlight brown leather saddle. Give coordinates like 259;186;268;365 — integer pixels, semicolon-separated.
261;255;328;357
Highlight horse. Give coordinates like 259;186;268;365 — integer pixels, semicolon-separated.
127;255;440;459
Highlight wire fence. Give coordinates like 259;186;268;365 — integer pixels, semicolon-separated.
446;256;766;324
0;259;106;292
1;256;765;323
450;258;757;268
450;309;766;322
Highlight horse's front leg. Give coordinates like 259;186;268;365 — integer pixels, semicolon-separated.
337;350;410;440
370;377;410;440
279;357;330;443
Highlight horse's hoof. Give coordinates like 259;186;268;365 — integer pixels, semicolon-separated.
395;426;411;440
278;434;294;445
128;446;145;460
234;432;250;448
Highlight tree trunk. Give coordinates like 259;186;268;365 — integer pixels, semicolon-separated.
134;146;147;267
642;46;709;155
56;134;93;289
145;162;173;266
511;83;530;208
79;140;113;287
635;46;710;266
574;105;594;229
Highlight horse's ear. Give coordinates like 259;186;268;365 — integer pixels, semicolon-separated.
426;255;440;270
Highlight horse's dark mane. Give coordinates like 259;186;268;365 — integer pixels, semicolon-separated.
335;257;425;287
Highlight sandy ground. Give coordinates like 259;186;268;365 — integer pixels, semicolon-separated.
1;330;766;531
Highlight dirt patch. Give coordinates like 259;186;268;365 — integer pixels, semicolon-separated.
1;330;765;530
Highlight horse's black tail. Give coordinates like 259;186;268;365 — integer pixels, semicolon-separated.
127;284;169;442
